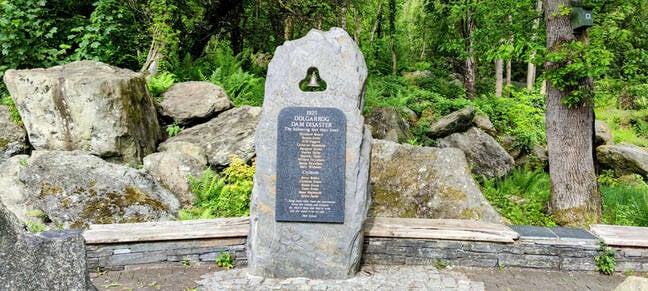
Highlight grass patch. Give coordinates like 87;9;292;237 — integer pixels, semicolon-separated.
595;107;648;147
480;167;556;226
601;181;648;227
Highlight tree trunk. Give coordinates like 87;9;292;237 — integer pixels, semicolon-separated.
370;2;383;42
284;15;293;41
462;7;477;99
506;60;512;86
495;58;503;97
544;0;601;227
353;5;361;44
527;0;543;90
527;62;537;90
339;0;348;29
389;0;397;74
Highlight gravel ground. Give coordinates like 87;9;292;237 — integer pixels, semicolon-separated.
90;264;635;291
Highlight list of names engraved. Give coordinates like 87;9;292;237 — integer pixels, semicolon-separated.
276;107;346;223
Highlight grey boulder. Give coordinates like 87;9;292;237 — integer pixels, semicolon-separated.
18;150;180;229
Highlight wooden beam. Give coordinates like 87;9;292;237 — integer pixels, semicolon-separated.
590;224;648;247
83;216;521;244
364;217;519;243
83;217;249;244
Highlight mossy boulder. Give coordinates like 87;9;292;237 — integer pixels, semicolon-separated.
18;150;180;229
369;139;502;222
597;142;648;179
3;61;160;165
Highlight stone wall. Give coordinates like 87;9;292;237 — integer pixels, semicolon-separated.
362;238;600;271
612;246;648;272
84;235;648;273
86;237;247;271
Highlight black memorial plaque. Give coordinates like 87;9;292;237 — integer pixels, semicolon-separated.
276;107;346;223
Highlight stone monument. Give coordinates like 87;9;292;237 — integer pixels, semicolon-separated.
248;27;371;279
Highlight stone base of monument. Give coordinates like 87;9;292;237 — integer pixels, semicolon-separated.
197;265;485;290
248;27;372;279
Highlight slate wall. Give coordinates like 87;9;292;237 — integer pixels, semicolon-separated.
85;236;648;273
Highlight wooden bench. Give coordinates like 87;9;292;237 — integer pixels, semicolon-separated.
589;224;648;247
83;217;518;244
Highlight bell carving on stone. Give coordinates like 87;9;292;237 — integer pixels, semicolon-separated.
307;71;319;90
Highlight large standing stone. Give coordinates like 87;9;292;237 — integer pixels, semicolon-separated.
248;28;371;279
369;140;502;222
0;200;94;290
3;60;160;164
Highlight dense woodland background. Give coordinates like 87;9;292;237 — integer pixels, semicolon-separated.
1;0;647;227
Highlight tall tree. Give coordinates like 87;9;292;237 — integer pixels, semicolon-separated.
544;0;601;226
526;0;543;89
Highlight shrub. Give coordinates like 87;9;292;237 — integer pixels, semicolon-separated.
202;67;264;107
179;155;254;219
475;89;546;153
168;39;265;107
364;74;472;117
147;71;175;99
595;240;617;275
481;167;556;226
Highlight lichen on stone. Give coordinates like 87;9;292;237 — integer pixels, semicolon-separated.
39;183;63;197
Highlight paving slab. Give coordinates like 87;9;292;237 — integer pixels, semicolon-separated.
550;227;598;242
90;264;636;291
510;225;557;240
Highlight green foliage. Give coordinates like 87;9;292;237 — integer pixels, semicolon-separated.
169;40;265;107
475;89;546;152
26;220;46;232
595;106;648;147
544;41;613;107
0;0;84;73
216;251;235;270
600;174;648;227
26;209;48;232
165;120;182;137
434;259;448;270
595;240;617;275
0;85;21;124
147;71;175;99
481;167;556;226
364;74;472;117
69;0;148;70
203;68;264;107
179;156;254;220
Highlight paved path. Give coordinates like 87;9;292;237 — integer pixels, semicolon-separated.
91;264;632;291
